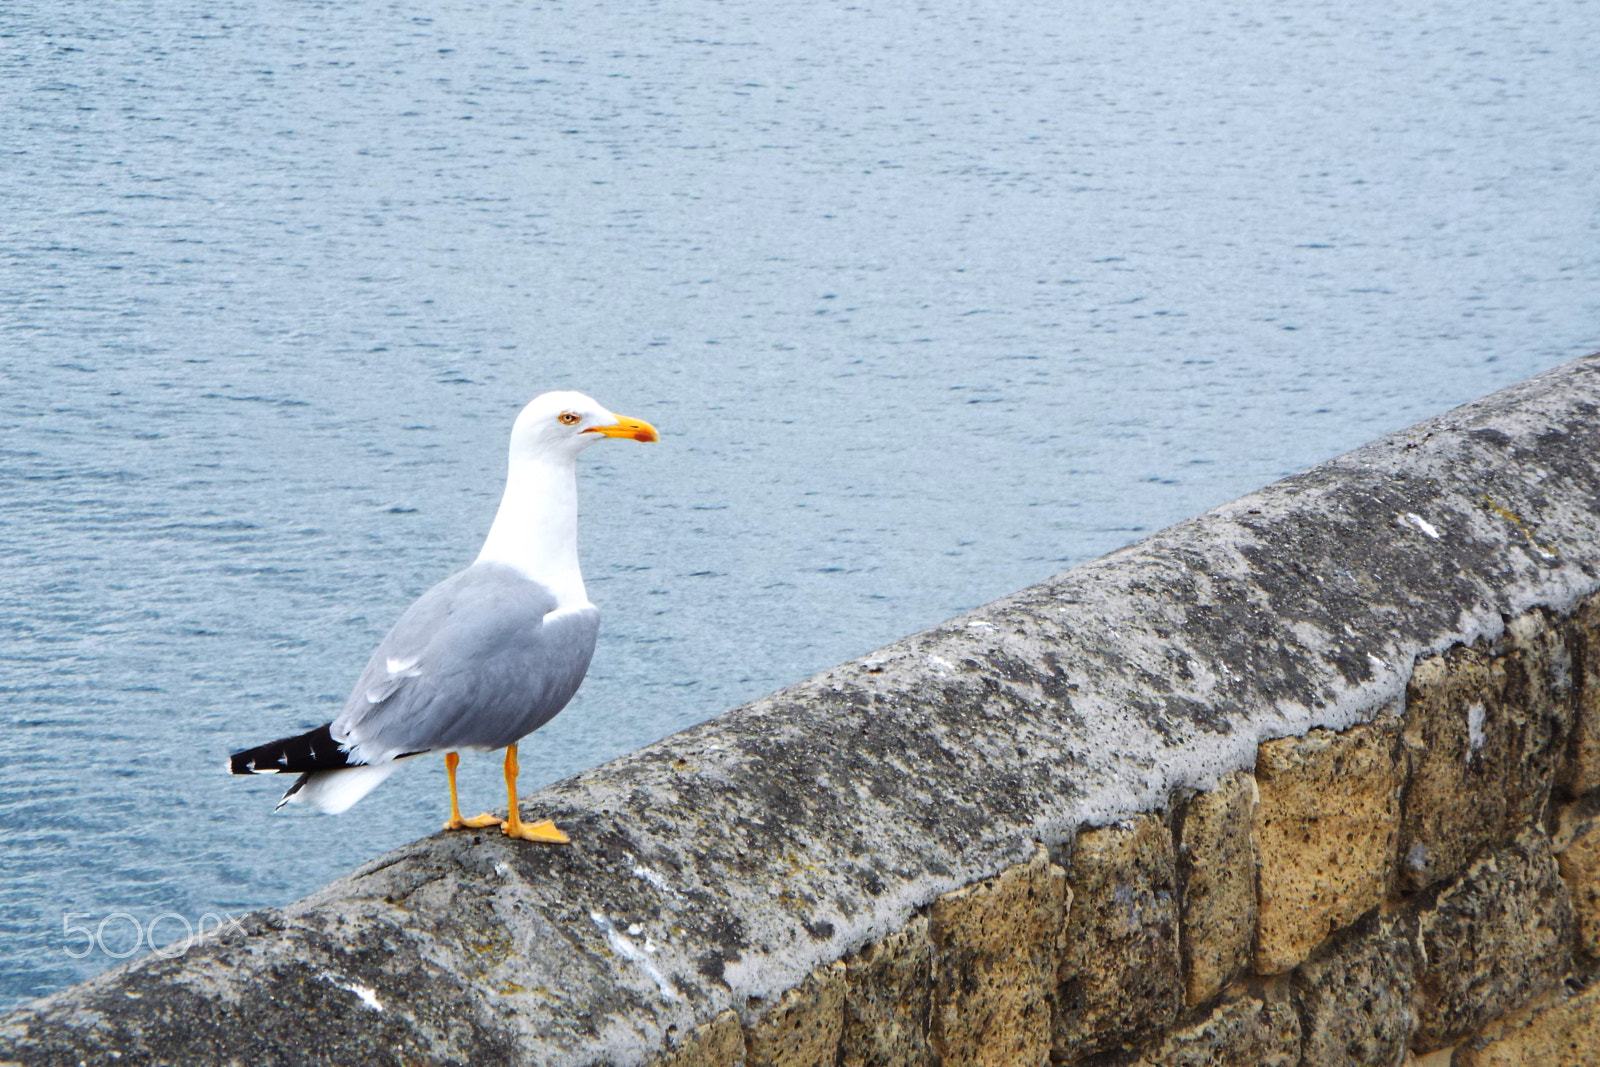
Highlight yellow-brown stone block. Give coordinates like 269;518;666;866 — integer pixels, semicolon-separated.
1499;611;1574;824
661;1011;746;1067
1455;980;1600;1066
929;844;1068;1067
1132;985;1300;1066
1054;815;1183;1061
1174;771;1258;1007
1253;720;1402;974
1412;827;1574;1049
1399;614;1574;893
840;915;933;1067
1398;648;1506;892
1562;593;1600;798
1291;913;1418;1065
745;964;846;1067
1553;798;1600;958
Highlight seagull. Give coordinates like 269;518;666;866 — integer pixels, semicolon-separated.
228;391;658;843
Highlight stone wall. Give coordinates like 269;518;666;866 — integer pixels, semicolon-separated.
660;600;1599;1067
4;355;1600;1066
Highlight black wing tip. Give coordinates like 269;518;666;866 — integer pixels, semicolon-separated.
274;772;312;811
229;723;348;776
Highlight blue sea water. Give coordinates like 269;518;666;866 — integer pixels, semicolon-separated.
1;0;1597;1007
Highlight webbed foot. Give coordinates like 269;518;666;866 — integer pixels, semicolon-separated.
502;817;569;844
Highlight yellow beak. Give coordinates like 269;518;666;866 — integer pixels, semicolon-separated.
583;414;659;443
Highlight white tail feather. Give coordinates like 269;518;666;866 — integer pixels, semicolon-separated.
278;763;400;814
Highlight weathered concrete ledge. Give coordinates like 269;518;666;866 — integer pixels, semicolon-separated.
5;355;1600;1065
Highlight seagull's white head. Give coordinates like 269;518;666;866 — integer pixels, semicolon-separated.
507;390;659;463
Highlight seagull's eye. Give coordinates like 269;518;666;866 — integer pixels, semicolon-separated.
557;411;582;426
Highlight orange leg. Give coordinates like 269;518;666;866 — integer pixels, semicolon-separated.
442;752;503;830
500;744;569;844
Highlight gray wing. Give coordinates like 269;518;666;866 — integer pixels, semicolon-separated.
331;561;600;762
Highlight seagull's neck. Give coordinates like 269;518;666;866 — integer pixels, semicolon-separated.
475;455;589;608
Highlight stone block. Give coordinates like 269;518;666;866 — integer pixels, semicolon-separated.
1499;612;1574;824
1552;796;1600;959
1398;649;1505;892
745;964;846;1067
840;914;933;1067
1455;980;1600;1066
1253;720;1402;974
662;1011;746;1067
1173;771;1258;1007
929;845;1068;1067
1561;593;1600;797
1412;827;1575;1049
1408;1051;1456;1067
1398;614;1573;893
1132;984;1300;1067
1054;815;1183;1061
1291;914;1418;1067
